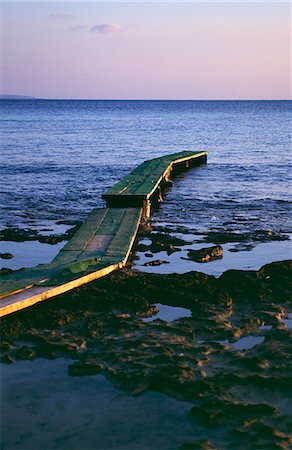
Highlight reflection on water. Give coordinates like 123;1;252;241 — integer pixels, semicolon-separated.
1;358;195;450
1;100;291;276
1;261;291;449
1;101;291;248
1;99;291;449
0;240;66;270
283;313;292;329
134;236;292;277
231;335;265;351
143;303;192;323
259;324;273;330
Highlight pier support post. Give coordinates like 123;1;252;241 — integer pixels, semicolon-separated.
143;199;151;218
157;186;163;203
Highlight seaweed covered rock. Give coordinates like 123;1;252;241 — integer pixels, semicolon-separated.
0;253;14;260
186;246;223;263
1;260;291;449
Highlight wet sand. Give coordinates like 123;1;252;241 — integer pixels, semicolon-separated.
1;260;291;449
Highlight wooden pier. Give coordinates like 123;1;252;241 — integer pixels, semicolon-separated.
0;151;207;317
102;150;207;215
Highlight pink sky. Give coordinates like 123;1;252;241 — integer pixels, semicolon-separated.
1;2;291;99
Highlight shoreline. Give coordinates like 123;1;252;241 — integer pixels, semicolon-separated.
1;221;291;275
1;259;291;449
2;259;291;363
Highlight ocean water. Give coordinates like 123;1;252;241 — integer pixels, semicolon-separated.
1;101;292;449
1;100;291;270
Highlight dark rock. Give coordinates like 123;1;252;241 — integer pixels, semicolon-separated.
151;233;191;247
55;219;80;226
190;400;278;429
186;246;223;263
0;222;81;245
38;235;62;244
0;227;39;242
143;260;170;266
65;222;82;239
1;260;291;450
136;243;149;252
0;253;14;259
68;361;103;377
229;419;292;449
166;244;181;255
148;241;165;253
141;305;159;318
150;241;181;255
136;240;181;256
180;440;213;450
0;268;14;275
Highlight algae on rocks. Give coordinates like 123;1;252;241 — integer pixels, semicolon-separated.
186;246;223;263
1;260;291;450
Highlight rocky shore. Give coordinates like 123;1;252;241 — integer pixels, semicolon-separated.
0;222;81;245
1;260;291;449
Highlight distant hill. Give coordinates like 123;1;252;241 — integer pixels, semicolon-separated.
0;95;37;100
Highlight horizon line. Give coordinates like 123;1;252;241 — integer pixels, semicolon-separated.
1;96;291;101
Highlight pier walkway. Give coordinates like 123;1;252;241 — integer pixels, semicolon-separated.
0;151;207;317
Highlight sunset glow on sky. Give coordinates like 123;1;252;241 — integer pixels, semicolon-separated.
1;1;291;99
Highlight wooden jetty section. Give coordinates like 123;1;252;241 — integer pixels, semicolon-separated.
103;150;207;216
0;151;207;317
0;208;142;317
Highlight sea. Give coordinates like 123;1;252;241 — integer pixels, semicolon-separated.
0;100;291;272
1;100;292;450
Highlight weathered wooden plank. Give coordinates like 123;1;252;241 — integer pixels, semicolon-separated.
0;266;51;298
0;150;207;317
94;208;126;235
104;208;142;258
77;208;141;262
42;260;105;286
102;151;207;203
55;208;107;255
36;208;141;287
106;165;168;199
103;174;145;195
0;208;128;297
0;263;119;318
104;161;169;197
50;251;81;266
130;160;165;175
154;150;201;162
0;256;80;298
0;209;108;298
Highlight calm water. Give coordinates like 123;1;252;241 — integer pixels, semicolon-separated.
1;101;292;449
1;100;291;225
0;100;291;269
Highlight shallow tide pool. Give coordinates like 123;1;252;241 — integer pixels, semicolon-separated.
1;358;198;450
134;237;292;277
143;303;192;323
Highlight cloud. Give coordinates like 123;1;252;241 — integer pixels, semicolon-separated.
48;13;75;21
90;23;122;34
